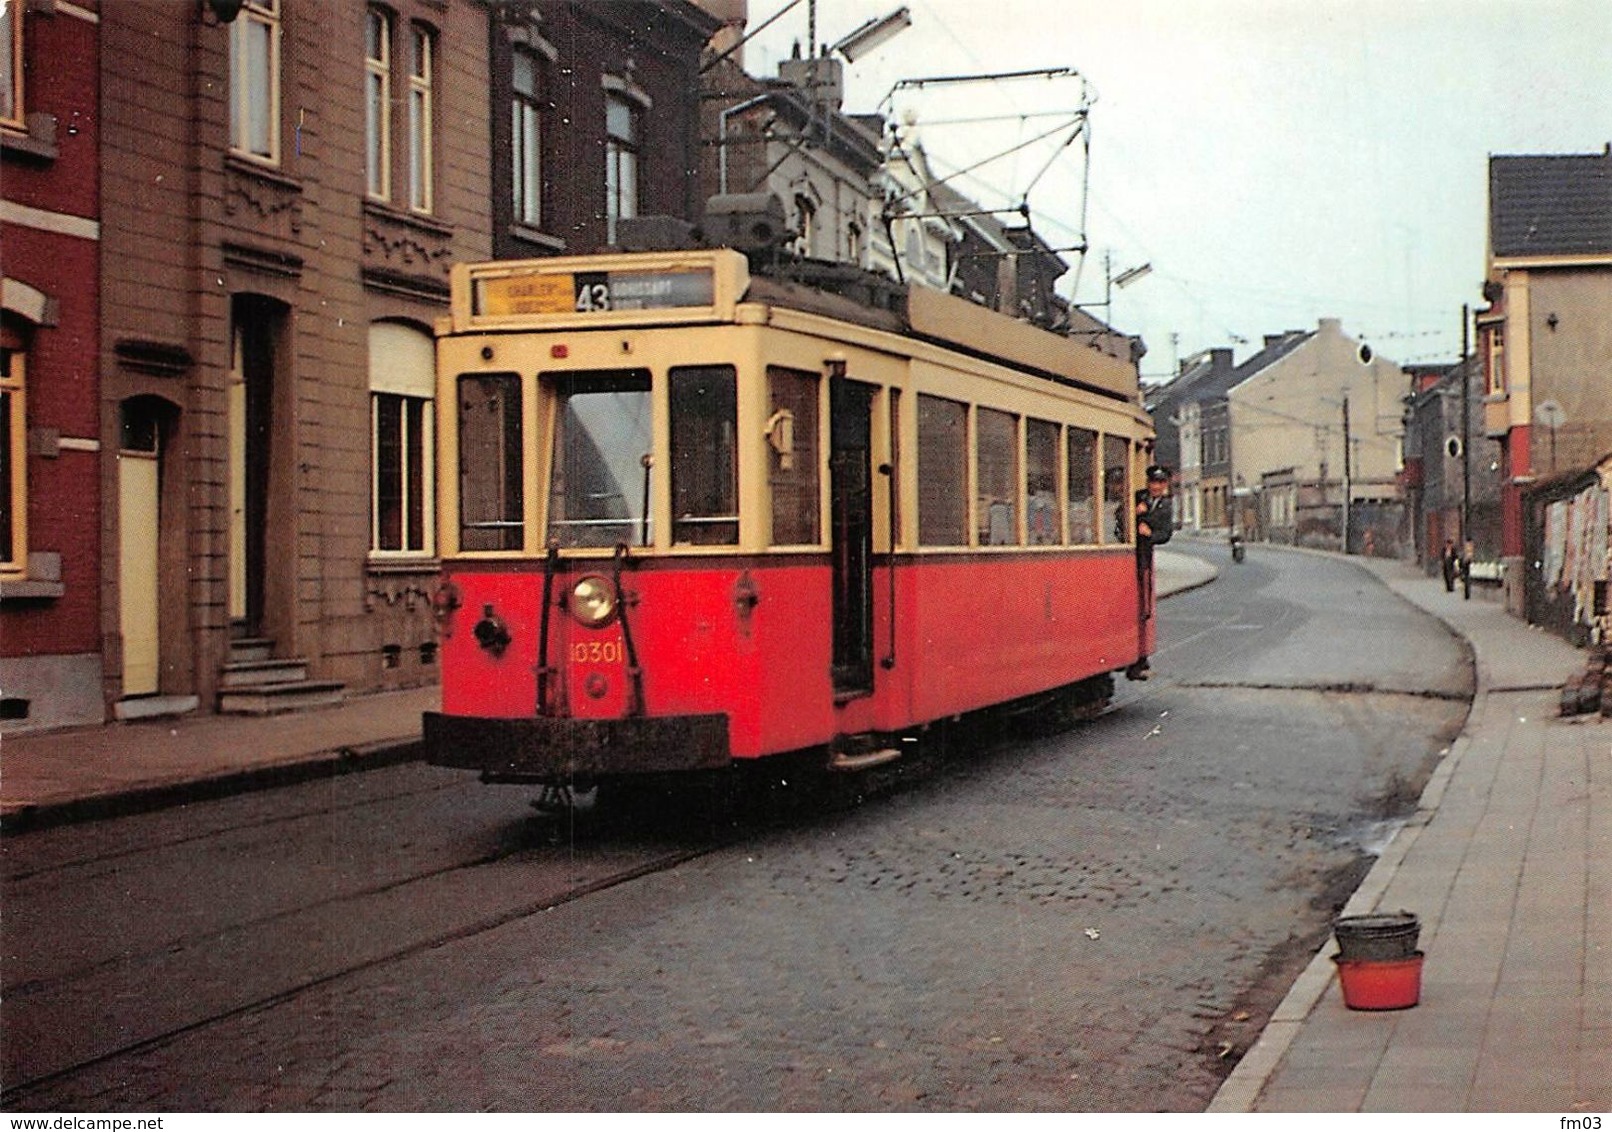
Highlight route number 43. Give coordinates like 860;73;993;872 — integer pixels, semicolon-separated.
574;273;612;312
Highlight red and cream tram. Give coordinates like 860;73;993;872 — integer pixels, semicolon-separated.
423;248;1155;794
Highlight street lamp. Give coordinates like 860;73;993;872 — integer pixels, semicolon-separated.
831;6;912;62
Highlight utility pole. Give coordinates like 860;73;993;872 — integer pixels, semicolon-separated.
1460;304;1471;548
1341;393;1352;554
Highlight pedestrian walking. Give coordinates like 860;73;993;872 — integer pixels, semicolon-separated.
1441;539;1460;592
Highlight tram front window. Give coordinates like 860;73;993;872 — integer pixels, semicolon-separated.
546;370;652;548
669;365;738;546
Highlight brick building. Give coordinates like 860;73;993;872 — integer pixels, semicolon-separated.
1479;147;1612;613
1;0;104;731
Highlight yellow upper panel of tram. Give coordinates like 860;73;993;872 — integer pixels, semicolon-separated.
448;248;1139;406
450;250;750;332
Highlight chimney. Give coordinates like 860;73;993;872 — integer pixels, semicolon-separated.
780;49;844;111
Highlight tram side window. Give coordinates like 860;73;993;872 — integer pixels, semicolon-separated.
976;407;1018;546
669;365;738;546
1067;426;1097;544
766;366;819;546
458;373;523;551
1103;434;1130;543
546;370;652;549
1026;418;1060;546
917;393;967;546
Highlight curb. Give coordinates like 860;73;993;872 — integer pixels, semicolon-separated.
0;737;425;835
1208;544;1489;1112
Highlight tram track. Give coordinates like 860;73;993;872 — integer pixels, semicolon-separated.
1;773;470;886
2;799;726;1104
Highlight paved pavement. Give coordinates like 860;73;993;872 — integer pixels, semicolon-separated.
1211;547;1609;1114
4;545;1604;1112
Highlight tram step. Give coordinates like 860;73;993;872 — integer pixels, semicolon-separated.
828;747;902;773
218;679;347;716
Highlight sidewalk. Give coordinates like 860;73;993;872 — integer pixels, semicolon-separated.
1212;551;1610;1113
0;684;436;831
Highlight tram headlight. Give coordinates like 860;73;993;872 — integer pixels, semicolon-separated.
569;575;617;627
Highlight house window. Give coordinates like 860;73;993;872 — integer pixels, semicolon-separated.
407;24;433;212
511;48;544;227
795;195;816;258
365;8;391;199
229;0;281;163
604;90;641;244
1;348;25;575
1;1;21;131
1487;325;1506;396
369;323;435;556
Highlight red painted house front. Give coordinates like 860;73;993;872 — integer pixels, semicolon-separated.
1;1;103;731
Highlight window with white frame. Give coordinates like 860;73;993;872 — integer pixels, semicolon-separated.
407;24;433;212
369;323;435;556
794;195;816;258
1;0;22;131
365;7;391;199
1;346;25;575
511;47;544;227
604;88;642;244
229;0;281;163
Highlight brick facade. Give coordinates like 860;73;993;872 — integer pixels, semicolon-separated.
98;0;493;715
1;0;104;731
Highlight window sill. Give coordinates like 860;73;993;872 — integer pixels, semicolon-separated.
508;223;567;252
367;555;441;575
0;578;65;602
2;113;58;161
225;151;300;191
364;198;453;239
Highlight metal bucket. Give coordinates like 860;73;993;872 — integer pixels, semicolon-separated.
1333;912;1420;962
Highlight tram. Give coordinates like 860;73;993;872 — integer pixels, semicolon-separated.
422;245;1155;796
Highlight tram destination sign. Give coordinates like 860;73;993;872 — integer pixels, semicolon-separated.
476;267;715;317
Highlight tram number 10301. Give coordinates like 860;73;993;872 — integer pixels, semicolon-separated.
570;639;626;665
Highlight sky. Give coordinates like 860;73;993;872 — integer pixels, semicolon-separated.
739;0;1612;380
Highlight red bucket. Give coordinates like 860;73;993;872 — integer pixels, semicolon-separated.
1333;951;1424;1010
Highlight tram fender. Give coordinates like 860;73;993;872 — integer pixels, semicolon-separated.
423;711;731;777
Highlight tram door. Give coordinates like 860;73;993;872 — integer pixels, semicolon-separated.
830;377;875;697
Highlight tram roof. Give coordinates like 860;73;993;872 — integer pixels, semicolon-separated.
447;249;1141;405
